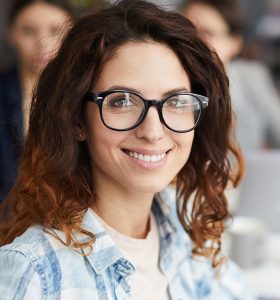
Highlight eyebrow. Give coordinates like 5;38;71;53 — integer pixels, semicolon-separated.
103;85;191;97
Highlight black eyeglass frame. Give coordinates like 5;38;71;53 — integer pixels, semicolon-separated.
83;89;209;133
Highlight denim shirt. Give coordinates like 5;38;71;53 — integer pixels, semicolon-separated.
0;189;255;300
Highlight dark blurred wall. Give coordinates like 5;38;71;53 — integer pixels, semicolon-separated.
0;0;14;70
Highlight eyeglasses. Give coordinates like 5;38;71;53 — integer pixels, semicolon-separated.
83;89;208;133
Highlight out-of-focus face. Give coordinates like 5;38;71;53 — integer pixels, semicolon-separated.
10;2;71;75
83;41;195;196
183;2;241;64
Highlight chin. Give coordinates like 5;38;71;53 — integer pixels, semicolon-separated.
130;179;172;195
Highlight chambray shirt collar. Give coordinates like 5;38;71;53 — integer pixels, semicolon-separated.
79;189;178;276
80;209;135;276
152;190;179;258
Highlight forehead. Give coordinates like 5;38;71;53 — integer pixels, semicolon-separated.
93;41;191;96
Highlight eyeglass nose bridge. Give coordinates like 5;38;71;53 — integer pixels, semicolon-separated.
146;99;163;107
142;99;165;123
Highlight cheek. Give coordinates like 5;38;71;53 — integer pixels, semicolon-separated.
85;130;112;176
88;136;108;164
86;129;128;180
84;107;121;160
176;132;194;161
179;130;194;147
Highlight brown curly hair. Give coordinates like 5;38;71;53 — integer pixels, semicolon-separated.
0;0;244;267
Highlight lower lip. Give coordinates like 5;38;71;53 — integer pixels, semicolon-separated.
124;151;169;170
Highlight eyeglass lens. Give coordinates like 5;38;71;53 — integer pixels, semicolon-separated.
101;91;201;131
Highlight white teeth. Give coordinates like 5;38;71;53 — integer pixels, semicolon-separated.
151;155;157;162
143;155;150;162
127;151;166;162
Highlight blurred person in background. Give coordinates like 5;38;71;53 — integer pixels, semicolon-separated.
255;0;280;93
69;0;106;15
181;0;280;153
0;0;74;202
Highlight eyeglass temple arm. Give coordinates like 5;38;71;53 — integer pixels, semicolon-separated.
196;95;209;109
83;92;104;104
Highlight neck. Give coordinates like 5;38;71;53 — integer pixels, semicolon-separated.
92;187;155;239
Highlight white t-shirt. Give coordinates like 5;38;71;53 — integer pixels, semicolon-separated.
93;212;170;300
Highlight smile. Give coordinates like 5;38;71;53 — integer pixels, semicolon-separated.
126;151;166;162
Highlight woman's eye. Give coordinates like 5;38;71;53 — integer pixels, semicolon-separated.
167;98;182;107
109;97;132;108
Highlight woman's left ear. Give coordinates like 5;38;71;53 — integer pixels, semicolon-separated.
77;132;86;141
76;124;87;141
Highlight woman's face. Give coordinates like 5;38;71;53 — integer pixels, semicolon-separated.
84;41;194;195
10;2;71;74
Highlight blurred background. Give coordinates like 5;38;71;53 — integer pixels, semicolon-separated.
0;0;280;298
1;0;280;89
0;0;279;105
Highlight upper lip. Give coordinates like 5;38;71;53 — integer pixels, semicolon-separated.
123;147;172;156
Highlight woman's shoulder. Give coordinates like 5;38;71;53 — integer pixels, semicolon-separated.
0;226;60;297
189;257;255;299
0;226;62;263
156;188;255;299
0;226;91;298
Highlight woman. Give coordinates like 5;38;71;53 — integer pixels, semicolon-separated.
0;0;74;202
0;1;253;299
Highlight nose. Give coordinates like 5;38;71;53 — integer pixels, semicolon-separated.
135;106;165;142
